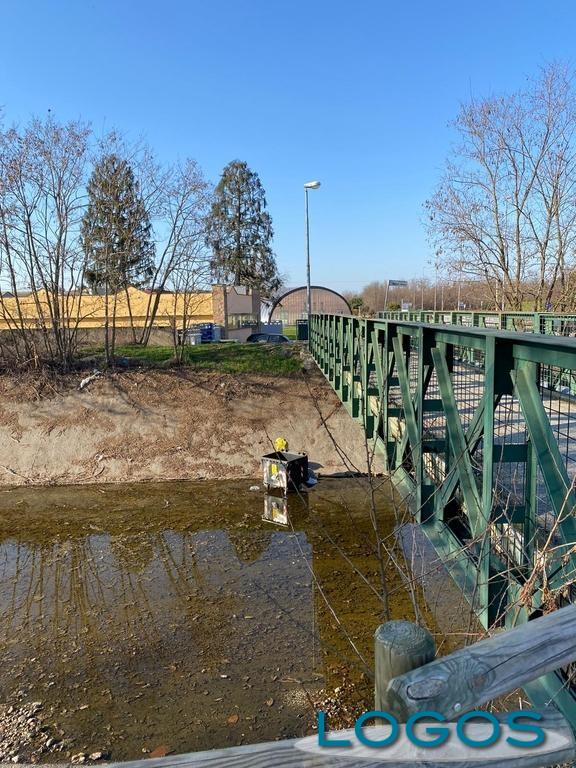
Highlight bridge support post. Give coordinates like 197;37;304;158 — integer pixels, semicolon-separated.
351;317;361;419
480;335;495;627
363;319;375;438
334;315;342;393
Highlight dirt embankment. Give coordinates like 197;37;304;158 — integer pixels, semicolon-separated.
0;367;372;487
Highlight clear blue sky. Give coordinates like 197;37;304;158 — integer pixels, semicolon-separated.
1;1;574;292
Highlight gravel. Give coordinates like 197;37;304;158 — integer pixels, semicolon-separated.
0;701;108;765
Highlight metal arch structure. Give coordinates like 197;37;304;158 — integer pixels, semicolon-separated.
310;312;576;727
267;285;351;322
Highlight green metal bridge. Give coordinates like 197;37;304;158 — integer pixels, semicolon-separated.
309;312;576;726
378;308;576;335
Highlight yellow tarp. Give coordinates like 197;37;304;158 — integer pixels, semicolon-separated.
0;287;214;329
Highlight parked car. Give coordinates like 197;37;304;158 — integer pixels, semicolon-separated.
246;332;291;343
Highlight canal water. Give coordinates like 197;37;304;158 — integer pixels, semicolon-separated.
0;478;443;762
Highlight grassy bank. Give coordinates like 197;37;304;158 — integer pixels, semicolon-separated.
80;342;303;375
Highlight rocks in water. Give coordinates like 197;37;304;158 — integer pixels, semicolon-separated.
0;700;54;763
0;701;109;764
72;749;109;763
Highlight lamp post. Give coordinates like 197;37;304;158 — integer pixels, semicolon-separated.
304;181;321;337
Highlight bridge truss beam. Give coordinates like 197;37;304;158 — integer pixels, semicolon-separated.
310;314;576;726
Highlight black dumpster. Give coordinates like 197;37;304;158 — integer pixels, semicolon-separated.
261;451;308;492
296;319;309;341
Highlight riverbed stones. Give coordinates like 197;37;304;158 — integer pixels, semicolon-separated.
0;701;60;763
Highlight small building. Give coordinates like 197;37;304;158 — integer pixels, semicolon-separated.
211;285;261;341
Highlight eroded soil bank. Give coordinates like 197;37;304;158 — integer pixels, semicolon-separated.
0;367;372;488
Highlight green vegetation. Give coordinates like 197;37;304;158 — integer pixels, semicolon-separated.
283;325;297;339
80;342;302;375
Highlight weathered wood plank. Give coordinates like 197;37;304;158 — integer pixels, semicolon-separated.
387;603;576;721
113;710;576;768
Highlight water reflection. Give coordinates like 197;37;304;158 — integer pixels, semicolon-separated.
262;493;289;526
0;479;406;760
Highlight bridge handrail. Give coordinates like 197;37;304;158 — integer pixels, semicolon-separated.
377;309;576;335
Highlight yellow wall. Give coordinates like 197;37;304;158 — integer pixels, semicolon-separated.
0;287;214;330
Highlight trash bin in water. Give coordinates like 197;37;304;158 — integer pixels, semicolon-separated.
296;319;309;341
261;451;308;493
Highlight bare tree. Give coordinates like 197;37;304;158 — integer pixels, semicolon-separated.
138;158;212;346
168;260;212;362
0;121;212;366
426;63;576;311
361;281;387;313
0;116;91;367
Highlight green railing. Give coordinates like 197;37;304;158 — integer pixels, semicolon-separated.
310;313;576;724
378;309;576;335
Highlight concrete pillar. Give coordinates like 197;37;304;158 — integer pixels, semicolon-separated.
251;289;261;331
212;285;228;337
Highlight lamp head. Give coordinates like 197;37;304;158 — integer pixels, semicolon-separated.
304;181;321;189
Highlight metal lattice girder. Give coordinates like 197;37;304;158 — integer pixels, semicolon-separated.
513;361;576;590
310;319;576;603
431;345;484;537
514;364;576;522
309;312;576;730
435;393;491;512
391;335;420;459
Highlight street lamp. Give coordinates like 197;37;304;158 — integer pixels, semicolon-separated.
304;180;321;337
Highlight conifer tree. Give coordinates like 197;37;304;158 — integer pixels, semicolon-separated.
206;160;280;294
81;154;155;292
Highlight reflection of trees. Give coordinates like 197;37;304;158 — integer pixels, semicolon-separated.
0;523;292;696
0;485;399;757
1;533;203;671
109;532;156;574
227;530;273;563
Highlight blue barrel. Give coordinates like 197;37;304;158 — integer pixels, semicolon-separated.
198;323;214;342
